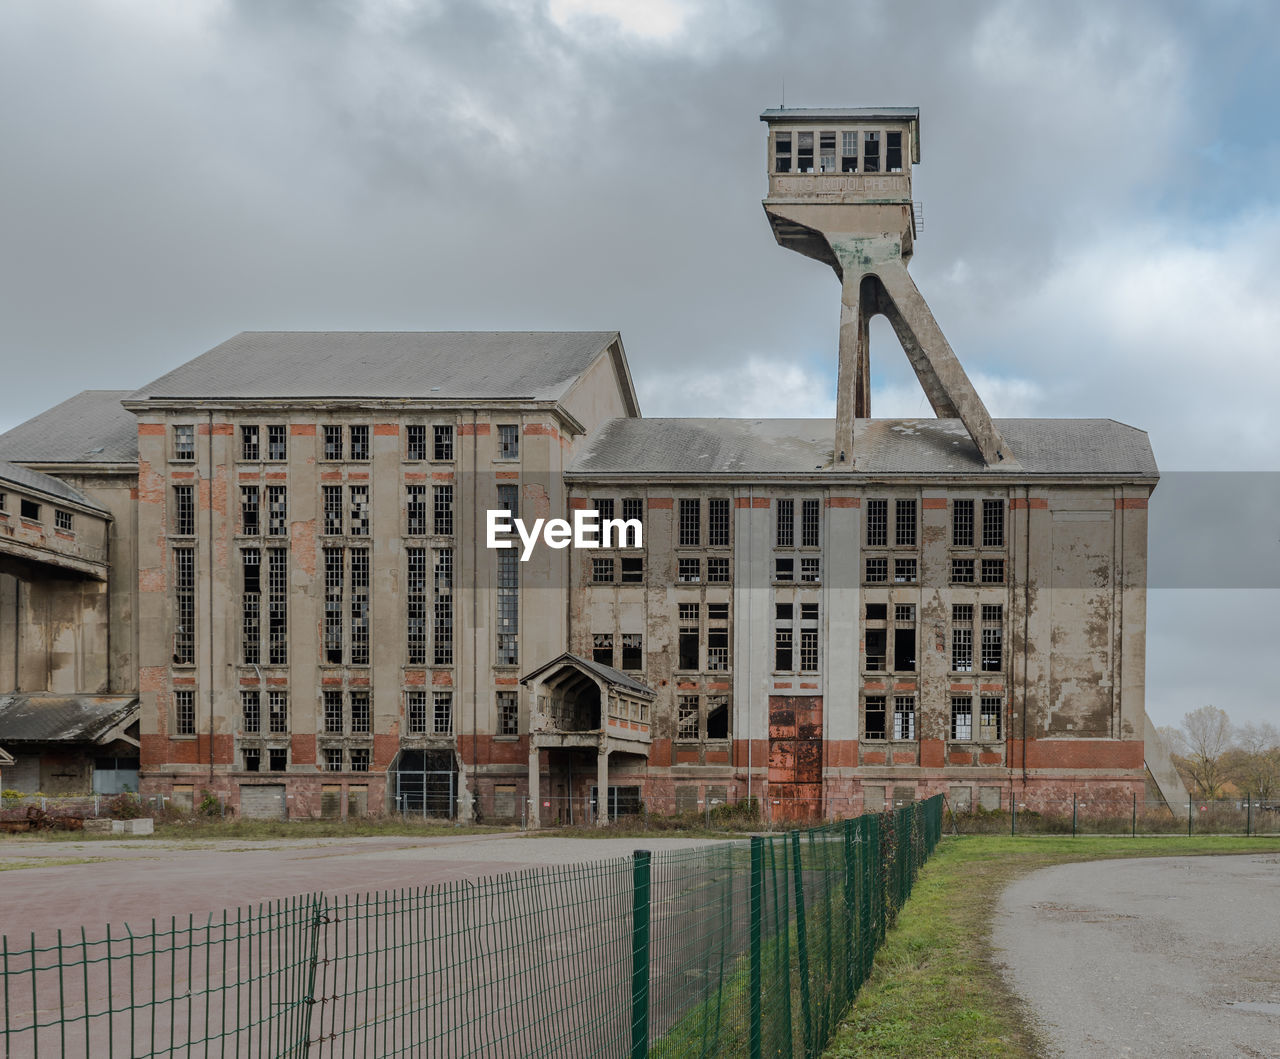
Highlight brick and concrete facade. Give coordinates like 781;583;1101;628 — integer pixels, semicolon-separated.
0;106;1159;822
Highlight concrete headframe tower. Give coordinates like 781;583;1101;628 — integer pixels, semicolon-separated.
761;107;1018;469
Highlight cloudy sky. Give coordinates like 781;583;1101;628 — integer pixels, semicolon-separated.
1;0;1276;728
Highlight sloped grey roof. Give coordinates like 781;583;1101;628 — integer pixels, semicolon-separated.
128;332;620;402
0;694;139;744
0;459;108;514
0;390;138;464
521;653;657;699
568;418;1158;478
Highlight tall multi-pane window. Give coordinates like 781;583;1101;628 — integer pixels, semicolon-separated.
242;690;260;733
173;485;194;536
895;499;917;547
951;697;973;740
497;425;519;460
173;424;195;461
677;696;699;740
407;548;427;665
953;499;974;547
801;499;820;547
592;633;613;666
323;425;344;461
622;497;643;527
981;558;1005;584
865;499;887;546
864;695;886;740
349;425;370;461
406;485;427;536
175;690;195;735
893;603;916;673
497;691;518;736
496;551;518;665
800;628;819;672
324;689;343;733
322;486;342;536
406;424;427;461
241;486;260;536
497;484;519;519
433;693;453;734
240;425;259;461
434;549;453;665
434;485;453;536
434;425;454;461
266;425;287;461
267;549;288;665
980;697;1003;740
323;548;344;664
241;548;261;664
982;500;1005;548
951;604;973;672
407;691;428;734
707;498;730;547
981;605;1003;672
350;692;370;733
893;696;916;740
349;486;370;536
268;691;288;733
350;549;370;665
776;499;794;548
173;547;195;664
266;485;287;536
678;499;700;547
593;497;615;521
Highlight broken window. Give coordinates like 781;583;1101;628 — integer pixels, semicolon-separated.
797;131;814;172
981;626;1003;672
894;558;916;583
407;547;427;664
321;486;340;536
349;485;370;536
497;691;519;736
982;603;1003;623
678;606;699;669
951;697;972;741
242;691;260;733
621;633;642;671
434;548;453;665
497;424;519;460
863;131;880;173
268;747;288;772
979;697;1003;740
349;748;370;772
496;551;518;665
774;132;792;173
434;425;454;462
268;691;289;734
866;603;887;620
324;425;344;461
267;549;287;664
678;696;699;739
801;498;820;547
775;627;793;672
800;557;821;583
819;131;836;172
708;498;730;547
707;629;729;671
865;557;888;583
497;484;519;520
55;509;72;532
894;627;916;673
866;499;887;546
324;748;343;772
20;498;40;521
893;696;915;740
886;130;903;172
707;557;730;583
706;696;729;739
241;425;259;461
350;549;370;665
433;485;452;536
592;632;614;666
406;485;427;536
406;425;427;461
952;499;974;547
622;497;644;527
864;696;886;740
593;557;614;583
323;548;344;663
952;604;973;672
266;425;287;461
266;485;287;536
895;499;917;546
621;556;644;583
243;747;260;772
324;690;343;733
951;558;975;584
173;485;194;536
865;628;887;671
173;547;195;664
175;690;195;736
774;556;794;581
677;557;701;583
593;497;615;521
981;558;1004;584
679;498;701;546
407;691;427;734
351;692;370;733
241;548;260;664
349;425;370;462
841;131;858;172
174;424;195;461
776;498;794;547
982;500;1005;547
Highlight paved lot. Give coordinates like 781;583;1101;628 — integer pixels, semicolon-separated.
0;833;721;940
994;854;1280;1058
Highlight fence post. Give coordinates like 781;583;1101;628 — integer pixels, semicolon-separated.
1247;794;1252;837
749;836;763;1059
1072;792;1077;838
631;849;652;1059
1188;798;1193;837
791;831;813;1059
1132;792;1136;838
1010;795;1016;836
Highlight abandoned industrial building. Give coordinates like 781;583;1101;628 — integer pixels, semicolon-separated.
0;107;1165;823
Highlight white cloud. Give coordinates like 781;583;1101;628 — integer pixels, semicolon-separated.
639;355;834;419
547;0;691;43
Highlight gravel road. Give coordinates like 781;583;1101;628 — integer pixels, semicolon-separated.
994;854;1280;1058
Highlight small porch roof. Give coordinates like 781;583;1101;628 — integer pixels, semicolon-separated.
520;653;656;700
0;693;140;747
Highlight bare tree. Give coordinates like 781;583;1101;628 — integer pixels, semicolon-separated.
1179;706;1234;799
1232;721;1280;803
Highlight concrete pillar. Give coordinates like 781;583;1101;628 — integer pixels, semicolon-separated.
528;743;540;829
596;745;609;828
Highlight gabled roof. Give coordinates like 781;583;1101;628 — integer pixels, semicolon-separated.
521;653;657;699
0;694;139;745
127;332;624;403
0;390;138;465
568;418;1158;478
0;459;109;514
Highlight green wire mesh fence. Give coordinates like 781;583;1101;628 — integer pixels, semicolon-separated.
1;796;943;1057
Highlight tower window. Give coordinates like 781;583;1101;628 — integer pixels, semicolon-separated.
886;130;903;172
774;132;792;173
841;131;857;172
797;131;814;172
863;132;880;173
819;132;836;173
